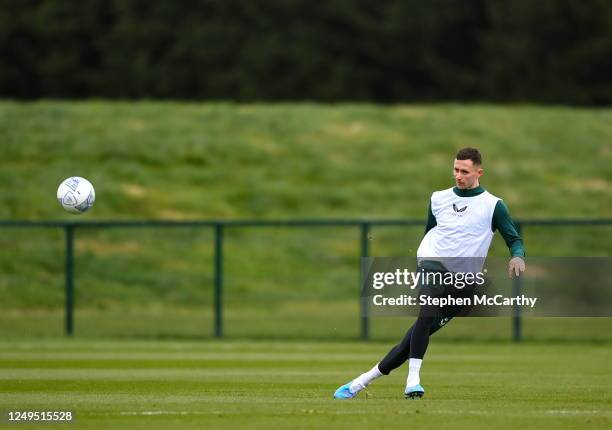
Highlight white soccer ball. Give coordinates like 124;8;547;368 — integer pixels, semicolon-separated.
57;177;96;214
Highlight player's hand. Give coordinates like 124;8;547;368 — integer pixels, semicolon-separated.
508;257;525;278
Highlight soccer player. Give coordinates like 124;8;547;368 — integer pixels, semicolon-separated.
333;147;525;399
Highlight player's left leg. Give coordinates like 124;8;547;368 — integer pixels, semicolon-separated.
404;314;433;399
405;283;461;398
405;291;474;398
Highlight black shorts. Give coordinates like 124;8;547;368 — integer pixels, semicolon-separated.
417;260;477;333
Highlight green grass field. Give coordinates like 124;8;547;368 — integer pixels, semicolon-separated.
1;102;610;428
2;101;611;220
0;339;610;429
1;102;611;340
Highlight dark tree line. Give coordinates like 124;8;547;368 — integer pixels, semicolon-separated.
1;0;611;104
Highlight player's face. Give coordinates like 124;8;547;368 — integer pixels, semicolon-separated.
453;159;483;189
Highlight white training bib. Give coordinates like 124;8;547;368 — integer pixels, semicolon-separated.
417;187;500;271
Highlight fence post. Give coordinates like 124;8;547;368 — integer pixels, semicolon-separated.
214;223;224;338
64;224;75;336
512;222;523;342
360;223;371;340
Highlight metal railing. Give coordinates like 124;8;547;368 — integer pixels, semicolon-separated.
2;218;611;341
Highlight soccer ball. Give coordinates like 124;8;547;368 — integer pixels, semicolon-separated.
57;177;96;214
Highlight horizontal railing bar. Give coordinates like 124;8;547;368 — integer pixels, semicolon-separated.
0;218;610;228
0;219;418;228
516;219;612;226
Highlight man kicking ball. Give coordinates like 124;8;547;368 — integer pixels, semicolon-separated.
334;147;526;400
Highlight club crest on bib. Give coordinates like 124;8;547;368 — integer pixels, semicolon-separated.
452;203;468;215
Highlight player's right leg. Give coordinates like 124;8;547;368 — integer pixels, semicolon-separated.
333;363;383;399
333;326;414;399
333;316;454;399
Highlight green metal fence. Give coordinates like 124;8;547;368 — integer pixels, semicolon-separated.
1;218;611;341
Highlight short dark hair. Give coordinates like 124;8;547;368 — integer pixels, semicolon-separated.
456;147;482;165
